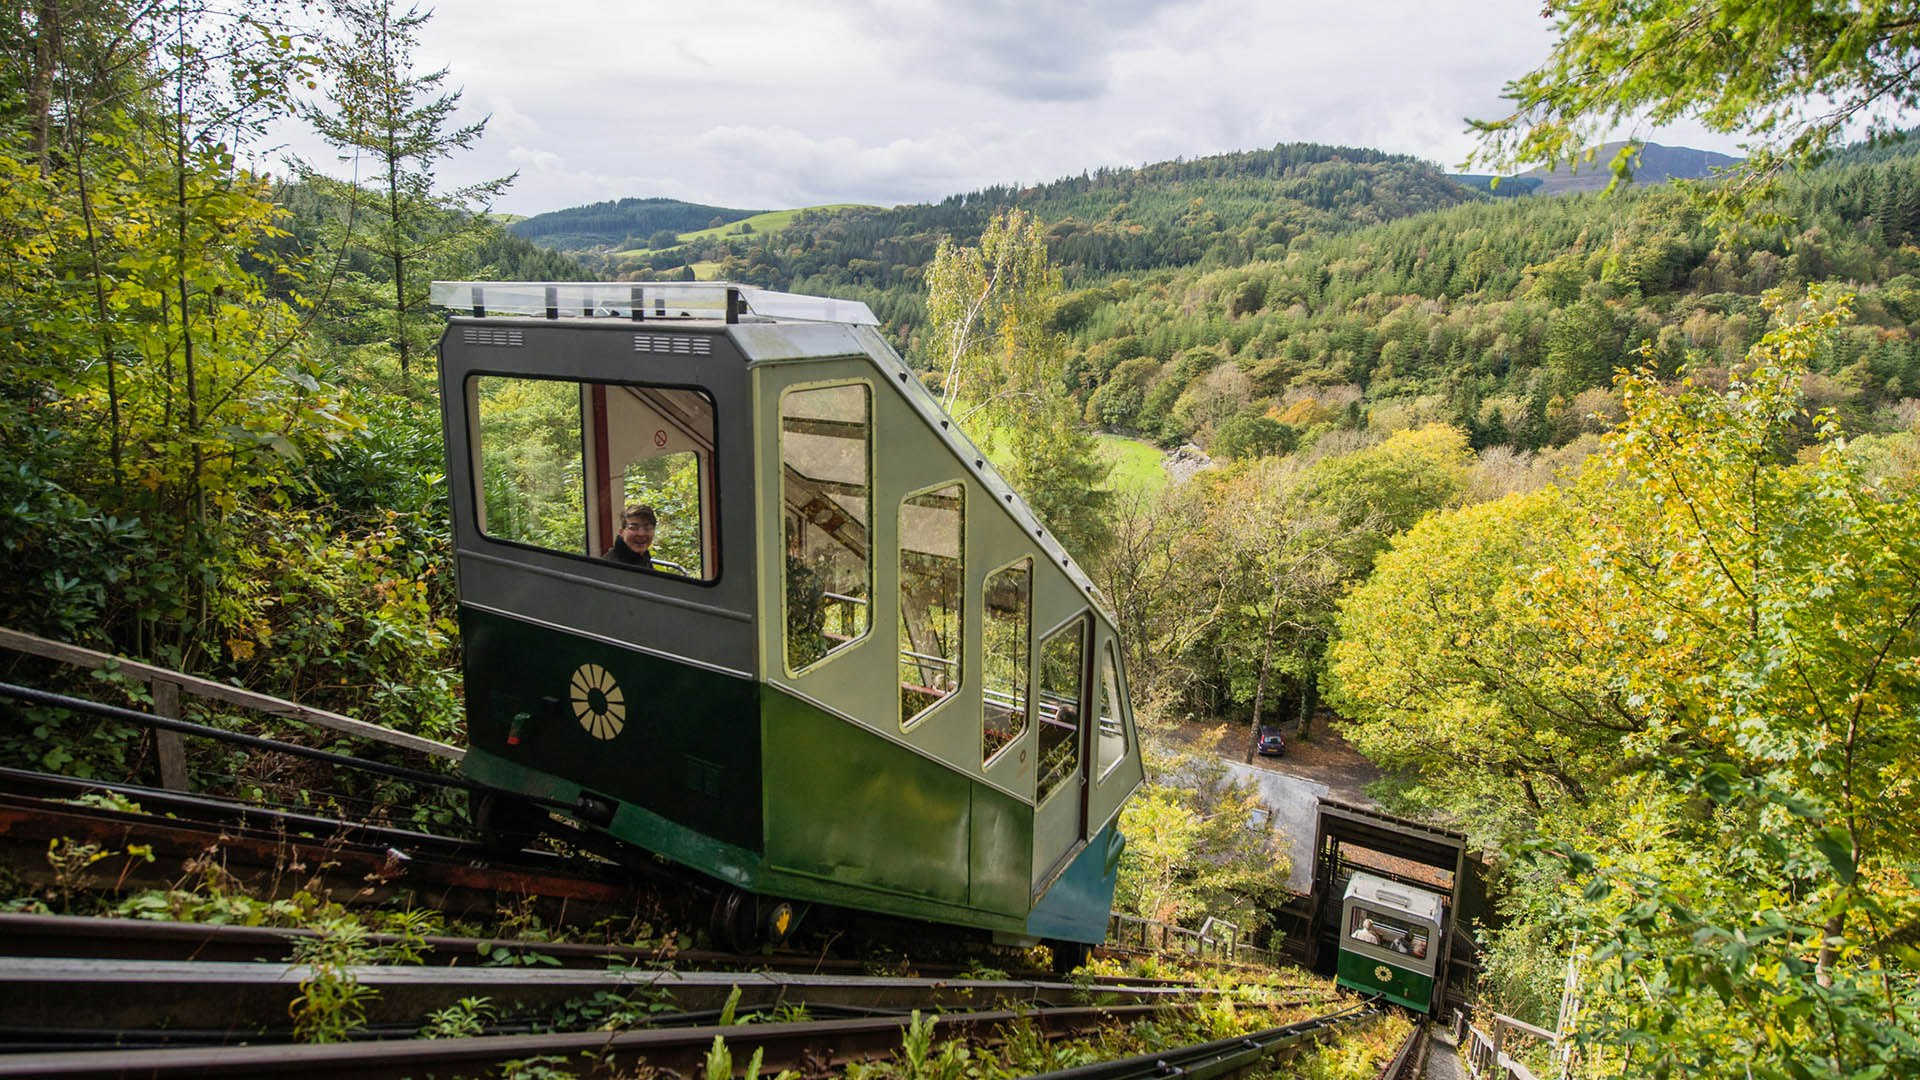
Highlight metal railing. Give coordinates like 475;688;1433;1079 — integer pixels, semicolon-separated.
0;627;462;794
1105;911;1280;968
1454;1006;1561;1080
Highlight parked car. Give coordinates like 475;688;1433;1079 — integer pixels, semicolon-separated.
1257;725;1287;756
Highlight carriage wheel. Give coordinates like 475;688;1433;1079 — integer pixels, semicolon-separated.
1047;939;1091;975
469;789;547;853
709;887;761;953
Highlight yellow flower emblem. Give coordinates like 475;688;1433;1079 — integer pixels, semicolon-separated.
570;663;625;740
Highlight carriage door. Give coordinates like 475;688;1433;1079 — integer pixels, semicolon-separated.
1032;613;1091;897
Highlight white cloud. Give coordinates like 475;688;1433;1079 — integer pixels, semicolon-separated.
279;0;1765;215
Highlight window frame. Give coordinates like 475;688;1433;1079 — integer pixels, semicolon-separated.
777;378;876;678
465;370;724;587
1034;611;1090;808
1094;639;1130;782
897;478;966;731
980;555;1034;768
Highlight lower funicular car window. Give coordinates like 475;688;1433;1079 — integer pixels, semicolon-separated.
1349;907;1430;961
470;375;717;579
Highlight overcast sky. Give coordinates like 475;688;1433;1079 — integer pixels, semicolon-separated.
275;0;1752;217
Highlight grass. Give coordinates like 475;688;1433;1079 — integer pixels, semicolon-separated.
675;204;870;243
610;204;874;257
1097;433;1168;494
925;411;1167;497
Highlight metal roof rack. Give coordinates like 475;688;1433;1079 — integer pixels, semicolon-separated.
430;281;879;327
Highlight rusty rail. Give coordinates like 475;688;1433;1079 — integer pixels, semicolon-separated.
1376;1019;1426;1080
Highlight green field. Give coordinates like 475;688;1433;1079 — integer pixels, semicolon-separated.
1096;434;1168;494
612;204;874;257
954;416;1166;496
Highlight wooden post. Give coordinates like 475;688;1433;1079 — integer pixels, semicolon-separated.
150;678;188;791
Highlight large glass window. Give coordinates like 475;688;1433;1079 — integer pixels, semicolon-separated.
471;376;716;579
623;452;705;576
1095;642;1127;779
982;559;1032;764
899;483;963;726
781;383;872;672
1349;907;1430;963
1036;616;1087;803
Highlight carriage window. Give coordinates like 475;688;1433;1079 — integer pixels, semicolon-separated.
624;452;706;577
781;383;872;672
1349;908;1427;960
900;483;963;726
982;559;1032;764
471;375;717;580
1095;642;1127;779
1036;616;1087;803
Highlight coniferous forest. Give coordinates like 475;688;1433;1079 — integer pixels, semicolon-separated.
3;2;1918;1074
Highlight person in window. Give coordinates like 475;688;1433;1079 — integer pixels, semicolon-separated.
605;504;657;567
1351;918;1383;945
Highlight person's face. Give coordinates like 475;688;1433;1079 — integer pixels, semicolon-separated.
621;516;655;553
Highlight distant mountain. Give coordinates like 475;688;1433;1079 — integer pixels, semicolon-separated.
526;143;1479;317
1460;142;1743;197
1447;174;1544;198
510;197;763;252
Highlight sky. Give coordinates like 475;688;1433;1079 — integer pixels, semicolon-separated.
274;0;1753;218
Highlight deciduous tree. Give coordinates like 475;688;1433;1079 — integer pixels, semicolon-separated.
925;209;1113;561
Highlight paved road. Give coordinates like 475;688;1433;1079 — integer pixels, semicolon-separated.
1222;760;1327;893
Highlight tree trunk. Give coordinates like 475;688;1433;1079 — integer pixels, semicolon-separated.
1245;590;1280;763
71;105;123;489
1297;676;1318;740
27;0;62;176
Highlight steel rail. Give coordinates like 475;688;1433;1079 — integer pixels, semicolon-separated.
1022;998;1385;1079
0;765;497;858
1376;1019;1427;1080
0;789;641;923
0;1001;1170;1078
0;955;1204;1038
0;912;668;969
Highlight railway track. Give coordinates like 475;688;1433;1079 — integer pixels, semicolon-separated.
0;951;1202;1047
0;1000;1185;1078
0;909;1335;1079
0;920;1363;1080
0;769;643;926
0;684;1394;1077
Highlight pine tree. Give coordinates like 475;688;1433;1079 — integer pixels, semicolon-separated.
301;0;515;379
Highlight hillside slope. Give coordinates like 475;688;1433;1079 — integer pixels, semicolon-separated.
510;197;764;251
1515;140;1742;194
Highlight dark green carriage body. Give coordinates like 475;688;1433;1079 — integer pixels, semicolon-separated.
437;283;1141;943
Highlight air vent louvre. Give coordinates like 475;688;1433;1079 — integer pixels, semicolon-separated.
462;327;524;347
634;334;711;356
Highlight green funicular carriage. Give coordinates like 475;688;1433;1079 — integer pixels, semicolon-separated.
1335;870;1447;1011
433;281;1144;965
